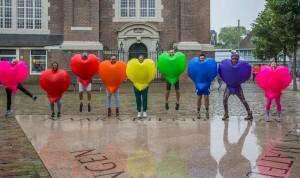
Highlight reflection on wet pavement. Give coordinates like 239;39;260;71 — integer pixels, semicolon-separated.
16;114;300;178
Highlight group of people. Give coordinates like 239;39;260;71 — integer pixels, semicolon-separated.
0;50;291;123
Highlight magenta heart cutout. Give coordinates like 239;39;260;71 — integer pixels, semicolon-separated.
0;61;29;93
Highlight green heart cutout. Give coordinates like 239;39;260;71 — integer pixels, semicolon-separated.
158;52;187;85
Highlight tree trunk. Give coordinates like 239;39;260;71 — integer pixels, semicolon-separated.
292;41;298;91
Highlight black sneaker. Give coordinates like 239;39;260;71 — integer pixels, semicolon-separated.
51;112;55;118
222;114;229;121
107;108;112;117
244;113;253;121
165;103;169;110
57;112;61;118
79;103;83;112
175;103;180;111
32;96;37;101
88;103;91;112
116;108;119;117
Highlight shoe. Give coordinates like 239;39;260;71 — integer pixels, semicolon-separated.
165;103;169;110
265;111;270;122
32;96;37;101
137;112;142;118
276;112;282;123
79;103;83;112
142;112;147;117
5;110;14;118
57;112;61;118
175;103;180;111
107;108;112;117
88;103;92;112
245;112;253;121
205;109;210;119
222;114;229;121
116;108;119;117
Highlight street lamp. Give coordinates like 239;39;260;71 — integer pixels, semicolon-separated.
156;41;160;52
119;41;124;52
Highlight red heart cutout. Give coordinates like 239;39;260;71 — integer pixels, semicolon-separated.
99;60;127;93
70;54;99;86
39;69;70;103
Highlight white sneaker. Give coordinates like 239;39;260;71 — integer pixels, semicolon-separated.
5;110;14;118
137;112;142;118
142;112;147;117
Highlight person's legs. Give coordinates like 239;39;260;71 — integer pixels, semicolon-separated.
265;97;272;121
236;88;253;120
204;95;210;119
142;87;149;114
114;90;120;116
79;83;84;112
87;84;92;112
275;97;282;121
57;100;62;118
134;87;142;113
17;84;36;100
165;82;171;110
50;102;55;118
222;87;230;120
5;88;12;111
175;81;180;110
106;90;112;116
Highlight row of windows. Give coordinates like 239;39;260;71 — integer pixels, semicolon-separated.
120;0;156;17
0;49;46;74
0;0;42;29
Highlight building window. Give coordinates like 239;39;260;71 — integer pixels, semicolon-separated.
17;0;42;29
141;0;155;17
0;0;48;34
114;0;163;22
30;49;46;74
0;0;12;28
0;49;16;61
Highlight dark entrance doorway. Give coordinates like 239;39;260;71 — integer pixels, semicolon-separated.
128;43;148;60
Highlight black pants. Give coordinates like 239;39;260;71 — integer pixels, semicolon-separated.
223;87;251;115
5;84;33;111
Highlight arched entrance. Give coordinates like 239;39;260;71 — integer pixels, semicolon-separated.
128;43;148;60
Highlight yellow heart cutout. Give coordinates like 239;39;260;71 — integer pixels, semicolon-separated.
126;58;156;91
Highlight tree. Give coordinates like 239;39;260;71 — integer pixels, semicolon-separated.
252;0;300;90
218;26;247;49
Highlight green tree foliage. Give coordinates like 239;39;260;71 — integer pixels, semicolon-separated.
218;26;247;49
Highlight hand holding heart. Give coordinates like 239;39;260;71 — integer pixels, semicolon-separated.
218;59;251;94
126;58;156;91
256;66;291;99
188;57;217;95
0;61;29;93
98;60;127;93
158;52;187;85
70;54;99;86
40;69;70;103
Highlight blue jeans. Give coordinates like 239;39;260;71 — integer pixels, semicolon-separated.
50;99;62;113
106;89;120;108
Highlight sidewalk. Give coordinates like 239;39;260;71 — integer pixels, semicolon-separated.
0;116;50;177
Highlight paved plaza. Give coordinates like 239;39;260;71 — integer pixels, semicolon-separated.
0;82;300;178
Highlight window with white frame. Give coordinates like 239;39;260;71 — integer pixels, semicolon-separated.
0;0;12;28
30;49;46;74
114;0;163;22
0;0;48;34
17;0;42;29
0;49;16;61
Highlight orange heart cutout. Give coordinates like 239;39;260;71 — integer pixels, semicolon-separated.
99;60;126;93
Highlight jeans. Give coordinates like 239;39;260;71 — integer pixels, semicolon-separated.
106;89;120;108
134;87;148;112
50;99;62;113
223;87;251;115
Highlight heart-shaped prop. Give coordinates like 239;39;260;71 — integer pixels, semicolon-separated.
256;66;291;99
219;59;251;94
158;52;187;84
99;60;127;93
126;58;156;91
70;54;99;86
188;57;217;95
0;61;29;93
39;69;70;103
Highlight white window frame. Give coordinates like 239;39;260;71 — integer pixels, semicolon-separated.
0;48;19;61
0;0;49;34
30;49;47;75
0;0;13;28
113;0;163;22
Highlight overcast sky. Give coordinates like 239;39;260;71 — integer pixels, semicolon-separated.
211;0;266;33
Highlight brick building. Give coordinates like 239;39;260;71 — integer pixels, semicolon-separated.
0;0;213;79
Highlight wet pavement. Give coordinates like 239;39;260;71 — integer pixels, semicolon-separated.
1;81;300;178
